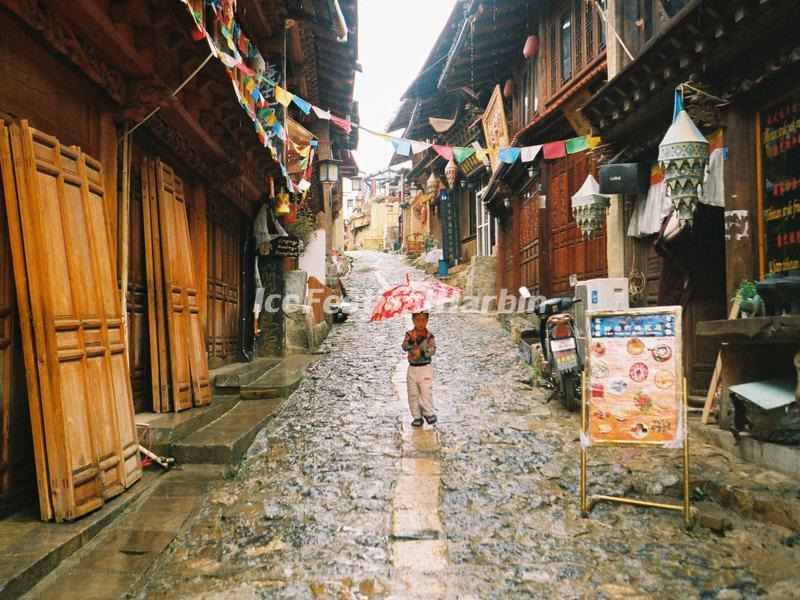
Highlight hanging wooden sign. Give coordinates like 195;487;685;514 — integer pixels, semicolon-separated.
273;235;300;259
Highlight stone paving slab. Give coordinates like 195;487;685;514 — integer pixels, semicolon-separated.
0;471;153;600
240;355;319;399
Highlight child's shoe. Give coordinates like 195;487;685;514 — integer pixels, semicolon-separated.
423;414;437;425
411;417;424;427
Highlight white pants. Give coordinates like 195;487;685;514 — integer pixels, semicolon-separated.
406;364;434;418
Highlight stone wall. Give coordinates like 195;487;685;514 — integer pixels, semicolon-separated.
463;255;498;310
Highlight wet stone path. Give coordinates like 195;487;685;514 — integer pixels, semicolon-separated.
143;251;800;599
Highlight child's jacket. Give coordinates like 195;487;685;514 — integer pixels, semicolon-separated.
402;330;436;366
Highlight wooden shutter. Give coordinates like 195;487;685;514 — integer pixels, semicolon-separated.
0;121;140;521
144;158;211;410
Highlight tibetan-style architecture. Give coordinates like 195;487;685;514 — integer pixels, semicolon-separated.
0;0;359;521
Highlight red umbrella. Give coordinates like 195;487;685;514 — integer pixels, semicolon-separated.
369;274;462;322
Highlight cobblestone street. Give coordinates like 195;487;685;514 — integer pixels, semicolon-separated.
142;251;800;599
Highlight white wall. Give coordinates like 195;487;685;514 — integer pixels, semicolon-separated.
300;228;327;284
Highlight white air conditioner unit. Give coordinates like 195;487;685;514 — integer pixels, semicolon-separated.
574;278;630;357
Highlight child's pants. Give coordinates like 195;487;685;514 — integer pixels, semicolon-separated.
406;364;434;418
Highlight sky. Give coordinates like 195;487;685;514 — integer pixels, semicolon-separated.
351;0;457;176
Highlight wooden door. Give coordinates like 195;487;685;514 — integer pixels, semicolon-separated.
520;192;541;293
153;159;211;408
126;171;149;413
1;121;140;521
207;198;241;363
0;164;34;517
547;154;607;295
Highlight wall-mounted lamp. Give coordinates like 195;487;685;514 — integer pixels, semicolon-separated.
318;159;340;183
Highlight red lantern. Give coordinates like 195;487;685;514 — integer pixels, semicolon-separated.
523;35;539;59
503;78;516;98
191;26;206;42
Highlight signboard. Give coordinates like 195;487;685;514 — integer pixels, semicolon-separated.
481;85;510;173
439;190;460;264
759;91;800;274
586;307;683;446
273;236;300;259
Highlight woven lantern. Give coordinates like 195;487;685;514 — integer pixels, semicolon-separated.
285;202;298;224
503;78;516;98
570;174;610;239
445;159;458;189
275;192;291;215
658;110;708;225
426;171;440;195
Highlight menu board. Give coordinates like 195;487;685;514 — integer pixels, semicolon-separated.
586;307;683;446
439;190;460;264
760;92;800;274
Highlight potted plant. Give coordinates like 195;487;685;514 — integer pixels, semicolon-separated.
735;280;764;318
423;234;437;252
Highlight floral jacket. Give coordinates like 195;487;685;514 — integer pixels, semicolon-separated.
402;329;436;366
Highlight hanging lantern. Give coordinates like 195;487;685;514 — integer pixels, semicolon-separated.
570;174;610;239
658;110;709;225
503;78;516;98
523;35;539;59
426;171;440;196
445;159;458;189
275;192;291;215
285;202;298;224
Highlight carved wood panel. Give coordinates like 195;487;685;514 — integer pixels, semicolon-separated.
207;198;241;362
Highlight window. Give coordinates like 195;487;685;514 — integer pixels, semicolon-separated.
560;14;572;82
597;0;607;48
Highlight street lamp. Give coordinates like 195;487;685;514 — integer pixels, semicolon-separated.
350;175;362;192
318;159;340;183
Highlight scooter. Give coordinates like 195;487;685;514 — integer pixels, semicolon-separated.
519;288;582;411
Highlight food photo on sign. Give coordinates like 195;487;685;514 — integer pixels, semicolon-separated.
585;308;683;445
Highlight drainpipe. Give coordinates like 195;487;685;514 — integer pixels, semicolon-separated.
329;0;348;43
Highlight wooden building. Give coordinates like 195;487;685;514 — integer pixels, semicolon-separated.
0;0;358;520
481;0;609;298
583;0;800;399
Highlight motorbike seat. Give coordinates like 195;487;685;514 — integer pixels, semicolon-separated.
548;313;572;326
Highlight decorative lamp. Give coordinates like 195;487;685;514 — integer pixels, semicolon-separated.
351;175;362;192
318;159;340;183
426;171;439;195
503;78;516;98
570;174;610;239
523;35;539;59
445;159;458;189
275;192;291;216
658;110;709;225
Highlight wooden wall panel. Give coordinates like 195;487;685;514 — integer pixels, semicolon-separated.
125;172;149;413
547;153;607;295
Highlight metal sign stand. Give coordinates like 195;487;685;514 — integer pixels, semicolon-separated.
580;373;692;526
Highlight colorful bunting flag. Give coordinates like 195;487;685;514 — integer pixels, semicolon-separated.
542;141;567;160
330;115;352;134
520;145;542;162
587;136;601;149
432;145;454;161
411;140;432;154
391;138;412;156
298;179;311;192
292;96;312;115
499;147;521;164
453;147;476;164
236;61;255;75
565;136;589;154
274;85;293;107
312;106;332;120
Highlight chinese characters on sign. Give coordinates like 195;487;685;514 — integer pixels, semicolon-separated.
586;308;683;445
760;93;800;274
439;190;460;264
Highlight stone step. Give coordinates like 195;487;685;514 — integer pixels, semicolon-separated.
210;357;280;392
135;397;239;456
239;354;318;400
171;400;282;464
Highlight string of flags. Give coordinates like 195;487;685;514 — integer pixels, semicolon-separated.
179;0;601;194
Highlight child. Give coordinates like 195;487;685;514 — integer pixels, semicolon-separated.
402;311;437;427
